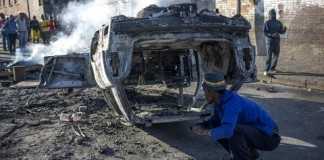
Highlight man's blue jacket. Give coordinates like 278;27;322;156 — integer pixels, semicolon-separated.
207;90;278;141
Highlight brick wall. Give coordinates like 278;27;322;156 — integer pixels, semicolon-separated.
216;0;324;74
0;0;77;19
0;0;44;19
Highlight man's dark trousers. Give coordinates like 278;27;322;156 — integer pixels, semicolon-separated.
2;31;7;50
202;114;281;160
8;33;17;54
265;39;280;72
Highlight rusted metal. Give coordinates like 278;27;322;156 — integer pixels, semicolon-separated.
41;3;257;126
13;66;26;82
237;0;242;15
39;54;95;89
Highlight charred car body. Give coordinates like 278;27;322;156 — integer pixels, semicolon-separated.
41;3;256;125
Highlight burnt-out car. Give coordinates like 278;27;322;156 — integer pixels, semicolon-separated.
41;3;256;126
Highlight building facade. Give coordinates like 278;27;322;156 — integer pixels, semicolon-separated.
0;0;78;19
216;0;324;88
0;0;43;18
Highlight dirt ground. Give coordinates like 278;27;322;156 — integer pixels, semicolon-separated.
1;83;324;160
0;87;192;160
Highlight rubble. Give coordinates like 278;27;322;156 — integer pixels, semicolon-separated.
0;58;42;88
0;87;192;160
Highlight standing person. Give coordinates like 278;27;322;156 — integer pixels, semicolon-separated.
16;13;29;50
0;14;8;51
264;9;287;75
40;15;50;44
30;16;41;43
4;15;17;54
191;72;281;160
48;16;56;41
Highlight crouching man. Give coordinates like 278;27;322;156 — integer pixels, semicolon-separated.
192;72;281;160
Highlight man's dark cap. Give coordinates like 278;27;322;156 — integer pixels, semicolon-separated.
203;72;226;92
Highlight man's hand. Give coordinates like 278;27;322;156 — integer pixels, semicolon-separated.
271;33;280;37
191;125;211;136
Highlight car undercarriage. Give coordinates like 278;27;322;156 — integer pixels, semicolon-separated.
40;3;257;126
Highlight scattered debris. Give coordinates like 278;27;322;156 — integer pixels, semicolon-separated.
72;124;87;137
10;81;40;89
0;122;26;141
27;118;52;127
60;112;84;123
71;112;84;122
99;147;115;156
78;106;88;113
57;88;74;97
60;113;73;122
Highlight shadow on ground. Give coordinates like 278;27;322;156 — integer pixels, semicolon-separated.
142;95;324;160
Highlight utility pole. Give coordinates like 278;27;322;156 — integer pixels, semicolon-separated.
26;0;31;19
236;0;241;15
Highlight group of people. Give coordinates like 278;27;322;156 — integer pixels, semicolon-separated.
0;13;56;54
0;8;285;160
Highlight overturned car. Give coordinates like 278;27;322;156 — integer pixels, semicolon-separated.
40;3;256;126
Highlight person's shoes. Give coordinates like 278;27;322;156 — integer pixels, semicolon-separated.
270;69;277;73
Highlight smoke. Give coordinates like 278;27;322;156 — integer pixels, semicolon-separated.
14;0;160;65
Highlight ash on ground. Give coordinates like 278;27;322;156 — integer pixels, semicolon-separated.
0;87;191;160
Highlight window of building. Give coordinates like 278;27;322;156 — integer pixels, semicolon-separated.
9;0;11;6
2;0;5;7
39;0;43;6
14;0;17;4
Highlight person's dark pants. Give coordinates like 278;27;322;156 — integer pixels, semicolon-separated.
218;125;281;160
265;39;280;72
2;32;8;50
18;31;28;49
8;33;17;54
41;31;50;44
201;115;281;160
